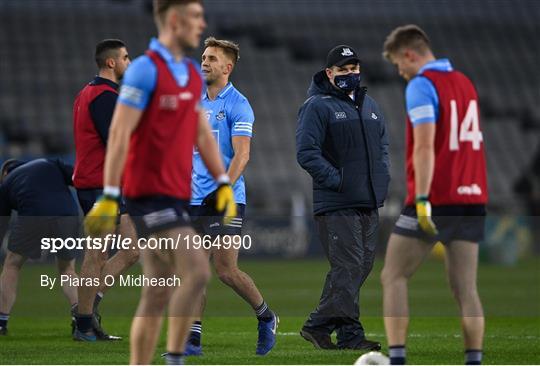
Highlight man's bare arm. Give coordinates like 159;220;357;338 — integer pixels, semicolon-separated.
227;136;251;184
412;122;436;197
103;104;143;188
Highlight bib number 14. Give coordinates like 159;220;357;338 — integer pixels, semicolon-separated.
449;99;483;151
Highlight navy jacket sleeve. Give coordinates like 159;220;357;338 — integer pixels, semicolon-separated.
296;98;341;190
89;91;118;145
0;185;12;241
50;159;74;186
377;104;390;171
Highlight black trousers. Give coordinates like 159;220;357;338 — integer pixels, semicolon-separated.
303;207;378;347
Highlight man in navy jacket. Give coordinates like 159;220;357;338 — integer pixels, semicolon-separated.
296;45;390;350
0;158;80;335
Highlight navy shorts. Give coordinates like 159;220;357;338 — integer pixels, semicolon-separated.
77;188;127;216
8;216;79;260
190;204;245;237
125;196;192;238
393;204;486;245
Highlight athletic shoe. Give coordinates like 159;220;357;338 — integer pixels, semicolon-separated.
256;311;279;355
338;338;381;351
73;328;97;342
184;341;203;356
0;326;7;336
92;312;122;341
300;327;338;349
161;352;185;365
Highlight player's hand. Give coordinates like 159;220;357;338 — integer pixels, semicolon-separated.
215;183;237;225
415;195;438;236
84;195;119;236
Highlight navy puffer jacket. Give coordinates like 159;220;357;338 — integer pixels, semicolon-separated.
296;70;390;214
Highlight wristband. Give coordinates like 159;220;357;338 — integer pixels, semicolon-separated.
104;185;121;198
415;194;429;203
217;174;230;185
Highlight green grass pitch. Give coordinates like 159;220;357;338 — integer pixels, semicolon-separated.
0;257;539;364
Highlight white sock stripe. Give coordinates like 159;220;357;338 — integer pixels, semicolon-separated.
190;329;202;334
255;303;268;316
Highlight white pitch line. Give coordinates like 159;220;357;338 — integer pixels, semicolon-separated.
276;332;539;340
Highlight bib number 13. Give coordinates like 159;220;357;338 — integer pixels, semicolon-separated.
449;99;483;151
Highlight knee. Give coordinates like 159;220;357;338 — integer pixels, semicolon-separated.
84;249;107;265
184;263;211;290
124;248;140;267
449;282;478;304
4;252;25;270
380;266;406;288
143;286;171;310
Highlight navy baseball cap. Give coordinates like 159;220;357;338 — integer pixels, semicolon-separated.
326;45;361;68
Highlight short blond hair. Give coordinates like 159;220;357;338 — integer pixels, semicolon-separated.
153;0;201;26
383;24;431;60
204;37;240;65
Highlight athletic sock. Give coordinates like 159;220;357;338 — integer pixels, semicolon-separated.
75;314;93;333
165;352;184;365
465;349;482;365
254;300;273;322
188;321;202;346
389;345;406;365
93;292;104;310
0;312;9;328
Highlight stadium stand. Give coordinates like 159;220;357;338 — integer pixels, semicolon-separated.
0;0;538;215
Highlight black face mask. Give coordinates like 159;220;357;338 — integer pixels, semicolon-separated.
334;72;361;93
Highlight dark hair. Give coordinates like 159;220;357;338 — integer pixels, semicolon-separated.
1;159;25;181
204;37;240;65
95;39;126;69
383;24;431;60
153;0;202;25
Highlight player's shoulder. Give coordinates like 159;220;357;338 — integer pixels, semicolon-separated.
124;54;157;81
363;93;378;106
363;93;383;114
405;75;437;100
225;85;253;112
229;85;251;104
129;54;155;69
302;94;326;108
407;74;433;89
119;54;158;104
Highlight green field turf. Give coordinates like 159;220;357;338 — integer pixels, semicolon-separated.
1;257;539;364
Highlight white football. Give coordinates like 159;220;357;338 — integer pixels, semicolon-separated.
354;351;390;365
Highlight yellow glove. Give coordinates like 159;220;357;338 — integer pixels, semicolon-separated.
84;195;119;236
416;195;438;236
215;183;237;225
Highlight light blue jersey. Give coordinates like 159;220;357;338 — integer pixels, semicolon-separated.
406;58;453;125
191;83;254;205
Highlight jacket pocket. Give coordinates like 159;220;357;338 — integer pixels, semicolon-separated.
373;172;390;204
338;161;371;202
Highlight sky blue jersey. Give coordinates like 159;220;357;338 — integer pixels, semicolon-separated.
191;82;254;205
406;58;453;125
118;38;203;110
